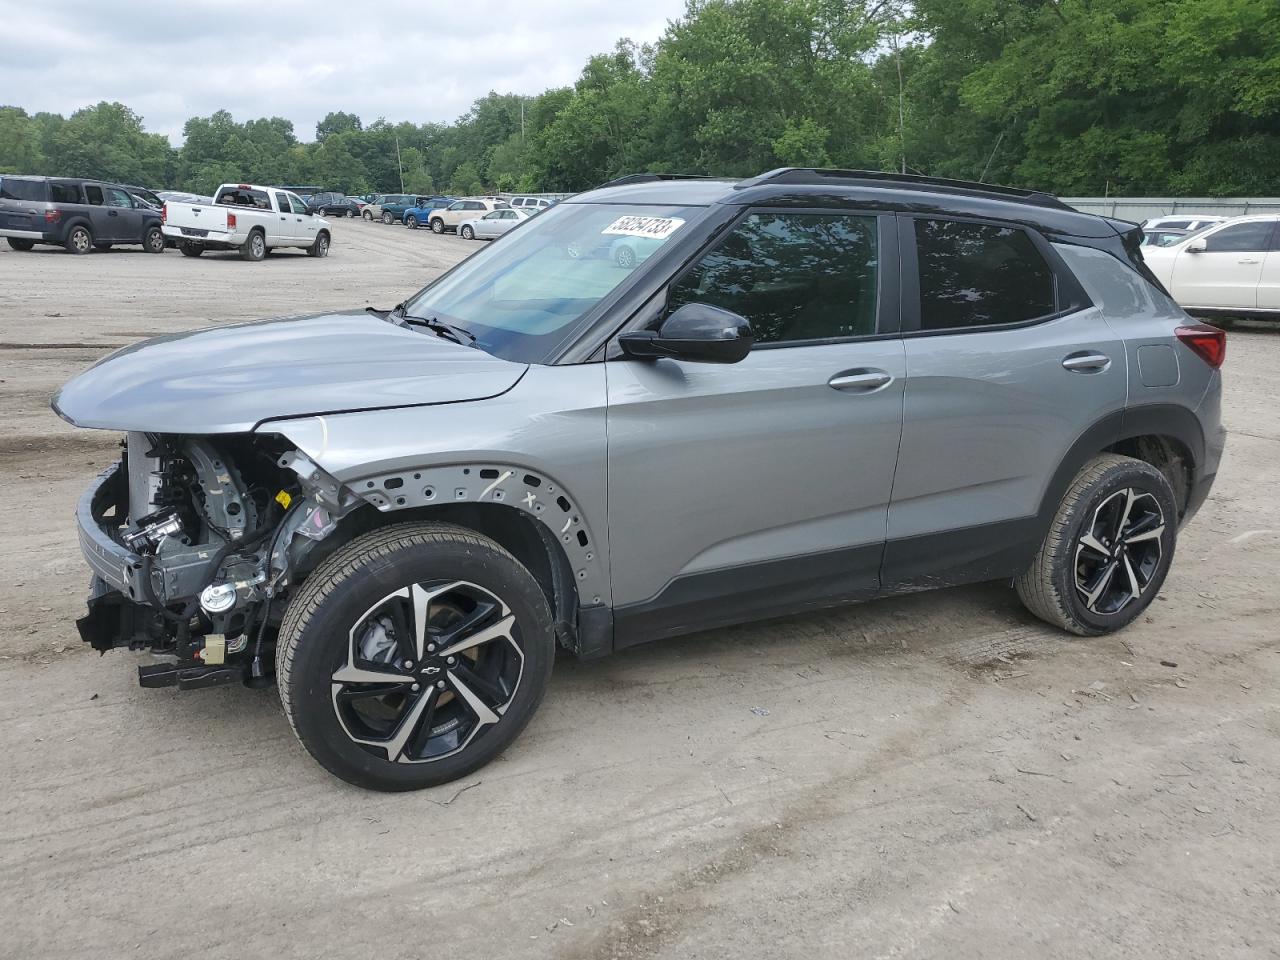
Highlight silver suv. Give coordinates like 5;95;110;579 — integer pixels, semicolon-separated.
55;169;1226;791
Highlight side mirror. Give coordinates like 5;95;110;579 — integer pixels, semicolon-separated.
1186;238;1207;253
618;303;754;364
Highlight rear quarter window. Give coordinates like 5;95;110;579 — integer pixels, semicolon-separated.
0;178;48;202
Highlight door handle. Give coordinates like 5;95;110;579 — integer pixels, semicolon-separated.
108;210;118;217
828;369;893;392
1238;258;1261;264
1062;351;1111;373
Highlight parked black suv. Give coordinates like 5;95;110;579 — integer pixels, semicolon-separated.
0;176;166;254
306;192;362;218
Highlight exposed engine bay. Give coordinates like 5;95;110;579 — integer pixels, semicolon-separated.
77;431;358;690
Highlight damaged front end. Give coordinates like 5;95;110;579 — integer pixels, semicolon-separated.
77;431;357;690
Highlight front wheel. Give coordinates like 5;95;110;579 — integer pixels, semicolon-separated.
460;225;474;240
306;232;330;257
1017;454;1177;636
276;523;555;791
345;209;355;218
363;210;373;221
405;215;418;229
430;218;444;234
381;211;394;225
143;226;165;254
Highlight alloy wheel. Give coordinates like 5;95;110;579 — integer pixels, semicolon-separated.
1074;487;1165;615
330;580;525;764
71;228;90;253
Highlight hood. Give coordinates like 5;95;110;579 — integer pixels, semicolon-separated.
53;311;527;434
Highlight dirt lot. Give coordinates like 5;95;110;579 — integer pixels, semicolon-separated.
1;221;1277;959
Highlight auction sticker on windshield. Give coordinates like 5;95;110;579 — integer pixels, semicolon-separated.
602;215;685;239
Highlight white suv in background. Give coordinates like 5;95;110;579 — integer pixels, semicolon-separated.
427;198;508;234
1142;215;1279;318
508;196;555;213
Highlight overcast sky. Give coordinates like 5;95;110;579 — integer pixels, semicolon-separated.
0;0;688;144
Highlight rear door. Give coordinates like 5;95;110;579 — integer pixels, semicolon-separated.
1252;220;1280;310
606;208;906;643
272;191;295;243
0;177;49;235
1170;220;1274;309
82;184;116;240
884;215;1126;588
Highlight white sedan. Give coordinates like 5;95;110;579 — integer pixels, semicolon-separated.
458;207;531;240
1141;215;1280;319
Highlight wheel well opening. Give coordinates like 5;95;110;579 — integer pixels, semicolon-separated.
1106;434;1192;516
301;502;582;650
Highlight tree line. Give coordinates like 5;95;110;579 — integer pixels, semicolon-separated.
2;0;1277;198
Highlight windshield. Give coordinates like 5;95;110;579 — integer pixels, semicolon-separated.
402;202;708;362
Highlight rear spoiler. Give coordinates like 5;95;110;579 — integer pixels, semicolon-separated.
1110;219;1173;297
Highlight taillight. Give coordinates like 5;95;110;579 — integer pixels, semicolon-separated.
161;202;167;224
44;209;61;223
226;212;237;230
1175;323;1226;369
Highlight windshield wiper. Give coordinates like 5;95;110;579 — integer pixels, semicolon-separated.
401;312;477;346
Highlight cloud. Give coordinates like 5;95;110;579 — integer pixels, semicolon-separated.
0;0;687;143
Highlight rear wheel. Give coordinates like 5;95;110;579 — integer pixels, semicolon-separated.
1017;454;1177;636
405;215;418;229
460;225;474;240
178;240;204;257
65;225;92;255
143;226;165;254
276;523;555;791
430;218;444;234
306;231;330;257
381;211;394;225
6;238;35;251
239;229;266;261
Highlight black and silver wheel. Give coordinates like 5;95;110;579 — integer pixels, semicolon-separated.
363;209;373;221
405;214;418;229
65;225;92;254
460;224;474;240
345;208;355;218
381;211;394;225
430;218;444;234
306;231;330;257
144;226;165;254
614;244;637;268
277;523;555;791
240;229;266;261
1017;454;1177;636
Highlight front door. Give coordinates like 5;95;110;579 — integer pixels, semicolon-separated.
1170;220;1275;309
884;215;1128;587
102;186;142;242
289;193;314;245
605;209;905;645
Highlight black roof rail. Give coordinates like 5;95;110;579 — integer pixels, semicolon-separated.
595;173;722;189
735;168;1073;212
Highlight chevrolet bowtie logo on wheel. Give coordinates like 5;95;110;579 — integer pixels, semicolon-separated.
421;665;441;676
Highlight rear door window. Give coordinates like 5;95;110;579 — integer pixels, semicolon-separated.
274;192;290;212
913;218;1057;330
85;185;105;205
50;182;80;203
0;178;49;202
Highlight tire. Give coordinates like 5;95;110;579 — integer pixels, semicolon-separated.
430;218;444;234
460;225;474;240
65;225;92;255
6;238;35;251
143;226;165;254
1016;454;1178;636
179;240;204;257
405;215;418;230
363;210;373;221
94;242;113;251
239;229;266;262
276;522;555;791
345;209;354;218
306;231;330;257
381;211;394;225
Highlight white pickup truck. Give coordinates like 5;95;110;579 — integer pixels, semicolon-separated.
161;184;331;261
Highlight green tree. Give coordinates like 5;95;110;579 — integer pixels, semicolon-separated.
0;107;43;173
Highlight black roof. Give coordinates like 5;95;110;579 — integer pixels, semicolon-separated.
573;168;1121;239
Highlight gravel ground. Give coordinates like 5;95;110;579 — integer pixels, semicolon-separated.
1;221;1277;960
